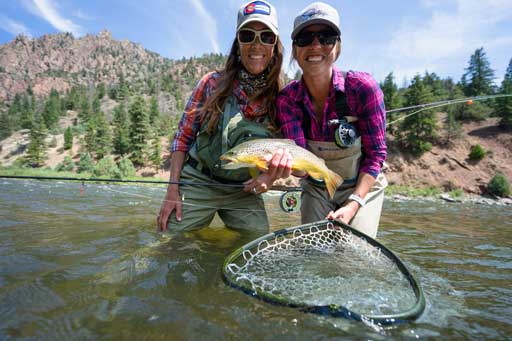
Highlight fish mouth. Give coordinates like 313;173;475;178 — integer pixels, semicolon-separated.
219;155;240;169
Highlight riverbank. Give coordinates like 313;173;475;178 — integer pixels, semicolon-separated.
1;166;510;207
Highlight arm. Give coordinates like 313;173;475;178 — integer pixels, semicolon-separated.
158;151;186;231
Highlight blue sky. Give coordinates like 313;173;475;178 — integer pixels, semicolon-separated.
1;0;511;85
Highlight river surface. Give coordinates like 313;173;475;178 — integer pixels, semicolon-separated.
0;179;511;339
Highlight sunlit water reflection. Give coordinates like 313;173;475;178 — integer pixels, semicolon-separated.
0;180;510;339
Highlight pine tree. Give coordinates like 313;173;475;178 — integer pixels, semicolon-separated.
129;96;150;166
496;58;512;129
92;96;101;115
149;96;160;126
42;89;61;130
20;94;33;129
64;126;73;150
25;114;48;167
112;103;131;156
95;111;112;160
380;72;402;137
78;96;91;125
149;129;162;171
401;75;437;155
461;47;495;96
84;114;98;157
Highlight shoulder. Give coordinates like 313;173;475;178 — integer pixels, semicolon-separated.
345;70;381;92
278;79;301;98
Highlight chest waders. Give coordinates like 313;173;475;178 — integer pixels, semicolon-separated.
188;96;274;183
301;88;388;238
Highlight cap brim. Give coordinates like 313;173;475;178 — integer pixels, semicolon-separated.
238;18;279;35
291;19;340;39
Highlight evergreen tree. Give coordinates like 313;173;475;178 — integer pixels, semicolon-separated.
64;126;73;150
42;89;61;130
380;72;402;137
78;95;91;125
92;96;101;115
149;129;162;171
25;114;48;167
129;96;150;166
77;153;94;173
95;111;112;160
149;96;160;125
401;75;437;155
96;83;106;99
496;58;512;129
423;71;448;100
20;94;34;129
461;47;495;96
112;103;131;156
84;114;98;156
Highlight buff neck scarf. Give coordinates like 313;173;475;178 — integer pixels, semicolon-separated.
238;68;268;97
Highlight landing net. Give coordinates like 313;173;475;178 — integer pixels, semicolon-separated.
222;220;425;325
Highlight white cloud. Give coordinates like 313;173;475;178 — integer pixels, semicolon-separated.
26;0;83;36
189;0;220;53
380;0;512;82
72;10;94;21
0;15;32;37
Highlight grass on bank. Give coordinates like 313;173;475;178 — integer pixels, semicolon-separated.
0;165;168;185
1;165;468;199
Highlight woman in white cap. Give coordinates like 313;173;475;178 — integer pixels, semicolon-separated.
158;0;292;232
276;2;388;238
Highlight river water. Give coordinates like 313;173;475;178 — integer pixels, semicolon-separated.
0;179;510;339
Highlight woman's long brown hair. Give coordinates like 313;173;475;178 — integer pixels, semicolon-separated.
199;37;284;134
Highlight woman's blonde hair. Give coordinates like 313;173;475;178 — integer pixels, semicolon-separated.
200;37;284;134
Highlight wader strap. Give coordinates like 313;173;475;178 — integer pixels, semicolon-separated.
221;96;238;155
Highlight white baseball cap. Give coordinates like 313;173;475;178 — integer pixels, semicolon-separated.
237;0;279;35
291;2;340;39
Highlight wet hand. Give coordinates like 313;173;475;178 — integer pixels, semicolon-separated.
157;186;182;231
243;173;274;194
326;201;359;225
263;148;293;180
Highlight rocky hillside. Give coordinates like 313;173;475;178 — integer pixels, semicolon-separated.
0;30;224;102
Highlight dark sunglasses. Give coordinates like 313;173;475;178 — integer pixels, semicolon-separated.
237;28;277;46
293;30;339;47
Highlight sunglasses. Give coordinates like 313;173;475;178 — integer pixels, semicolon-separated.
294;30;339;47
237;28;277;46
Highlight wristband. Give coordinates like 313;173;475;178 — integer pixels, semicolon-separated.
348;193;366;207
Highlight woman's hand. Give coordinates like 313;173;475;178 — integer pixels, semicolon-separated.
243;148;293;194
157;185;182;231
326;201;359;225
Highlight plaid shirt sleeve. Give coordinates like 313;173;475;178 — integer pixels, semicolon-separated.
276;82;307;148
348;72;387;178
171;72;217;152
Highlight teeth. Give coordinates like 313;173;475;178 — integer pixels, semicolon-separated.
307;55;323;62
249;54;264;59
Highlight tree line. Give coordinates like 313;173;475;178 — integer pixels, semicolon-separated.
0;47;511;176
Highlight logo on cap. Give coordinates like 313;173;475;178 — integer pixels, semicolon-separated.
301;8;325;21
244;1;271;16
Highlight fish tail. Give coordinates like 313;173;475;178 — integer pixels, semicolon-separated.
324;169;343;199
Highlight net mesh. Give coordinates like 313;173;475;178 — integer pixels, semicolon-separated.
225;222;418;316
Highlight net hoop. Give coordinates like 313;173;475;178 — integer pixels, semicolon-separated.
222;220;425;325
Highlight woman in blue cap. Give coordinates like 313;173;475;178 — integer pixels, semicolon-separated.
158;1;292;232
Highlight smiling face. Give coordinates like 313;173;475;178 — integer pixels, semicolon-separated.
238;22;275;75
293;24;340;77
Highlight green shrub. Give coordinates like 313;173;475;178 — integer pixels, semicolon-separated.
487;172;510;197
93;156;121;178
469;144;486;161
55;156;74;172
118;157;136;178
77;153;94;174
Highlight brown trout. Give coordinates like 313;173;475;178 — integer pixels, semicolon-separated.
220;138;343;199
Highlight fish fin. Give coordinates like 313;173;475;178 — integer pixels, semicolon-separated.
249;167;259;178
324;170;344;199
254;159;269;171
